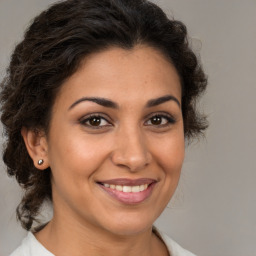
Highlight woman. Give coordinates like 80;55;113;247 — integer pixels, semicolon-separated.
0;0;207;255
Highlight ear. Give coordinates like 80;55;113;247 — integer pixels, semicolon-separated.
21;127;49;170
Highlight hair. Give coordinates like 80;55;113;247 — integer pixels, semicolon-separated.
0;0;207;230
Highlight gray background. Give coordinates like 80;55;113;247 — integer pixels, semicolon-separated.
0;0;255;255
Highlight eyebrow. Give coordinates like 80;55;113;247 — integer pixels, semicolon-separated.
146;95;180;108
69;97;118;110
68;94;180;110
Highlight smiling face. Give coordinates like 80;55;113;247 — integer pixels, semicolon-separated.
42;45;185;236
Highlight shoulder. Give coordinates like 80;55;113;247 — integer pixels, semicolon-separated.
161;233;197;256
153;227;197;256
9;232;54;256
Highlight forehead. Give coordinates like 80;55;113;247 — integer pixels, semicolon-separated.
55;45;182;108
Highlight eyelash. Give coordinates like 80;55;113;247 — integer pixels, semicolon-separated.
79;113;176;129
144;113;176;127
79;114;112;129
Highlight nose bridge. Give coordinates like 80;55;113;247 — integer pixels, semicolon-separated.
111;123;151;171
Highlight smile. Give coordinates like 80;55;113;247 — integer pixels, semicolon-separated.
102;183;148;193
97;178;157;204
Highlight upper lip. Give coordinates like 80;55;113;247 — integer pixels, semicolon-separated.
97;178;156;186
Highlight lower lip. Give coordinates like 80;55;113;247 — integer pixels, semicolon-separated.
98;183;156;204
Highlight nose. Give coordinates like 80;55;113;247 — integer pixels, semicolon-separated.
111;127;152;172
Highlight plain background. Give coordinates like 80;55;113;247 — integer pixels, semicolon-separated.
0;0;255;255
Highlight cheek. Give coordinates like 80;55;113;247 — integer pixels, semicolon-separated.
152;133;185;177
48;133;111;180
148;132;185;213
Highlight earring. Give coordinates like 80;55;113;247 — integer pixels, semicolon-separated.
38;159;44;165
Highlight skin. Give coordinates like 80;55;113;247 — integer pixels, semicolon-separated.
22;45;185;256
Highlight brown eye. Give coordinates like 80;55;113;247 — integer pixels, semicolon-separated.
151;116;162;125
145;114;175;127
89;117;102;126
80;114;110;128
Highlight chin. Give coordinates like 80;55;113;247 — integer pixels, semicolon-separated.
100;212;156;237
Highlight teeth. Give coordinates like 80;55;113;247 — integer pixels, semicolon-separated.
132;186;140;193
103;183;149;193
140;184;147;191
123;186;132;192
116;185;123;191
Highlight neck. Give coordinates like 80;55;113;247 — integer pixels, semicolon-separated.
35;213;167;256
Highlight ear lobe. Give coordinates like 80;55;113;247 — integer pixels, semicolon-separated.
21;127;49;170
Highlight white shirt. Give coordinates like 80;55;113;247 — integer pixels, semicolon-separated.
10;229;196;256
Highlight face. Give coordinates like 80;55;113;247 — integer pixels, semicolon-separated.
45;45;184;236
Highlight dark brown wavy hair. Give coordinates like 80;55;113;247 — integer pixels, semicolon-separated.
0;0;207;230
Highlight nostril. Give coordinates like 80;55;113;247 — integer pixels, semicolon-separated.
110;136;152;171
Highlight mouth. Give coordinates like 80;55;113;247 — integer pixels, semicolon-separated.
97;178;157;204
